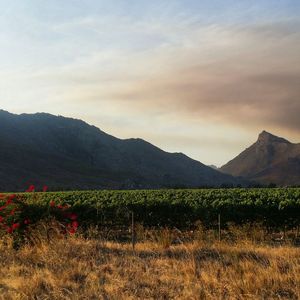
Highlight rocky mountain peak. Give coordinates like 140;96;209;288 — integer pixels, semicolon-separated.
257;131;290;145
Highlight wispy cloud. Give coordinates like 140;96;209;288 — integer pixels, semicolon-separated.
0;1;299;165
45;20;300;132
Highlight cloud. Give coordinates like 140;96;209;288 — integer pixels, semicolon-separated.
9;18;297;137
1;9;300;164
84;21;300;134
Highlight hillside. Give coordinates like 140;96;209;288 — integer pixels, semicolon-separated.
0;110;242;191
221;131;300;186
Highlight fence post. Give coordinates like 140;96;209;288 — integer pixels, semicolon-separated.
96;206;99;226
131;211;136;251
218;214;221;242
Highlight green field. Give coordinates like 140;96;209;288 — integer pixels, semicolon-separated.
15;188;300;229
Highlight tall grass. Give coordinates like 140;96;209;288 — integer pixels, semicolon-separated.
0;228;299;299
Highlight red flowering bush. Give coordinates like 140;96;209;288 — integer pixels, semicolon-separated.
0;193;28;236
48;201;79;235
0;185;80;247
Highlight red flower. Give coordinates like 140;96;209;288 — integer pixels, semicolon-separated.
57;204;64;209
0;206;5;211
0;216;4;222
24;219;30;225
43;185;48;192
49;201;56;207
72;221;79;229
7;227;13;234
8;194;16;200
10;208;16;216
12;223;20;230
6;199;13;205
26;185;35;192
68;228;76;234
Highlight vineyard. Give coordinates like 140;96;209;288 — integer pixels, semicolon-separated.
16;188;300;230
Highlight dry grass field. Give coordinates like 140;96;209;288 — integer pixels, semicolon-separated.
0;231;299;300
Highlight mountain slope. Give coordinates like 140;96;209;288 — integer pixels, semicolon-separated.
220;131;300;186
0;110;242;191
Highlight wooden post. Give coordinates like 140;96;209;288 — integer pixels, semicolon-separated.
96;206;99;225
218;214;221;242
131;211;135;251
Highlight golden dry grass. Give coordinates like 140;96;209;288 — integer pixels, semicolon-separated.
0;234;299;300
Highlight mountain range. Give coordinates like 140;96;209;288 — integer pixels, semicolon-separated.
0;110;299;191
220;131;300;186
0;110;242;191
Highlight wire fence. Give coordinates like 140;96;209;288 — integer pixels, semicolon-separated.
82;210;300;249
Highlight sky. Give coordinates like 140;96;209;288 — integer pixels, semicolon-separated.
1;0;300;166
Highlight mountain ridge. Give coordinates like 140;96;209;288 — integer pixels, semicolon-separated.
0;110;244;191
221;130;300;186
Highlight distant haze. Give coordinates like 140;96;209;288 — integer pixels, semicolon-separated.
1;1;300;166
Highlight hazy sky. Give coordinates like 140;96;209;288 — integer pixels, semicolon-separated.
1;0;300;166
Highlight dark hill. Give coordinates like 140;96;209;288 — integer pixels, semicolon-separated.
0;110;242;191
